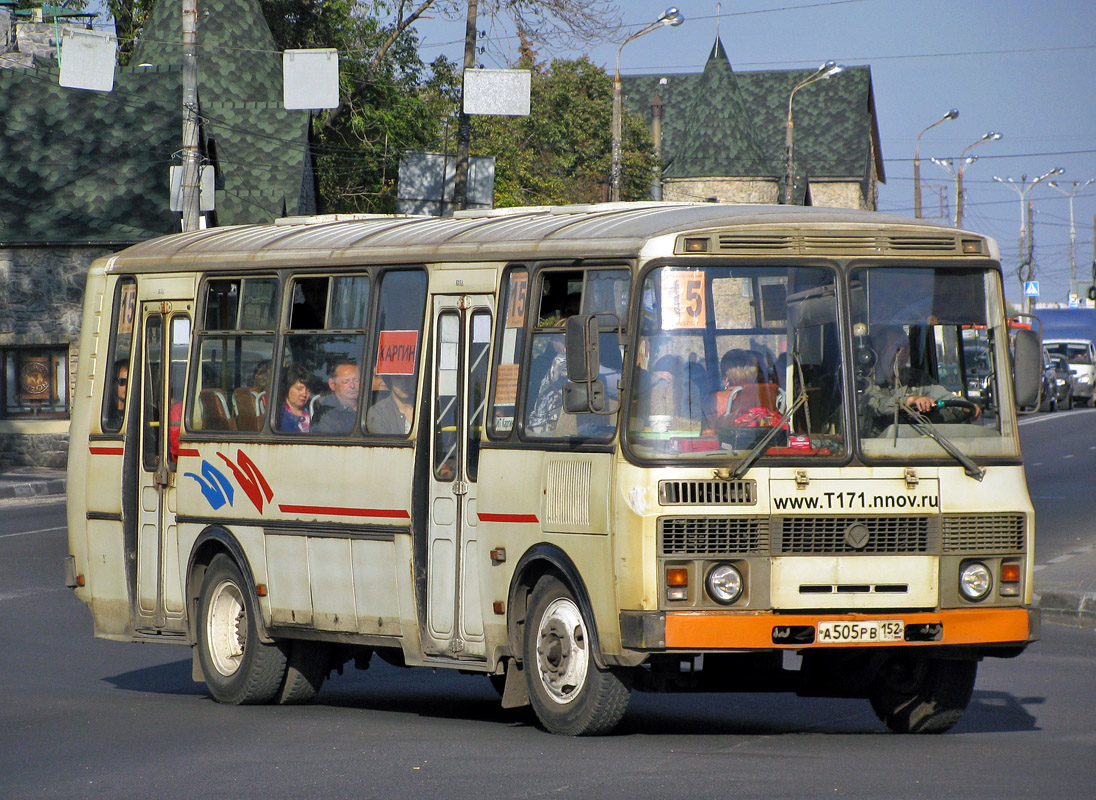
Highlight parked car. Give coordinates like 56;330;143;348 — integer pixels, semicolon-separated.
1044;339;1096;407
1049;353;1075;409
1037;347;1058;412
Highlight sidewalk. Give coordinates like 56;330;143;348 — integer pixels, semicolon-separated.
1;466;1092;626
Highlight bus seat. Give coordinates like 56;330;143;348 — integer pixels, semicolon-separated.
233;387;265;431
199;388;236;431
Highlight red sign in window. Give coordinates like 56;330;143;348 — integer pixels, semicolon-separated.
375;330;419;375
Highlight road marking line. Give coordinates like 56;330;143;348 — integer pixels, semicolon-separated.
0;526;65;539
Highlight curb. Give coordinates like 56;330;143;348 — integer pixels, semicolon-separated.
1035;589;1096;627
0;477;66;502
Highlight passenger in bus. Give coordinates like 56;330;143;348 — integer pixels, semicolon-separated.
275;364;313;433
861;325;981;431
527;335;568;434
311;359;360;434
706;349;780;427
366;373;415;435
108;360;128;429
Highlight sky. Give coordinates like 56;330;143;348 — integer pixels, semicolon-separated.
404;0;1096;310
84;0;1095;309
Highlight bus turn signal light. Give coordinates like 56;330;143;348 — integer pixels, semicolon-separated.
666;567;689;601
1000;562;1021;596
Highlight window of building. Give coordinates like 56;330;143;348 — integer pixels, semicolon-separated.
1;347;70;419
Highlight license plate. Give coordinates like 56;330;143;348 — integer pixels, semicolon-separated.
816;619;904;643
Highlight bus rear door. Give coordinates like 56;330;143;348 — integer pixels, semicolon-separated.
133;303;191;634
424;296;493;659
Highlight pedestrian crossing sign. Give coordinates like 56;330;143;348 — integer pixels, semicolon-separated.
1023;281;1040;297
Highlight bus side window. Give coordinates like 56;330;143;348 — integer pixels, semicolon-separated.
190;278;278;434
365;270;426;436
101;278;136;434
279;274;370;436
487;266;528;438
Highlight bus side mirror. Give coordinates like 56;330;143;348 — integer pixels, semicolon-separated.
1012;328;1041;409
563;314;608;414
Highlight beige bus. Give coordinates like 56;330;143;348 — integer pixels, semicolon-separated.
65;202;1042;735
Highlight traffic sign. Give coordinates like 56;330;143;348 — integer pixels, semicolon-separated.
1023;281;1040;297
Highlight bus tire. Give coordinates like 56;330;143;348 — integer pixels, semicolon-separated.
523;574;630;736
277;640;329;705
197;554;288;705
868;656;977;734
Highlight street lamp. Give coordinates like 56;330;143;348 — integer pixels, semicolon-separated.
610;7;684;203
994;168;1065;312
782;60;843;204
913;108;958;218
1049;179;1094;284
931;132;1001;226
955;131;1001;227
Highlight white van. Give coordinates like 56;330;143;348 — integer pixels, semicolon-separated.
1044;339;1096;406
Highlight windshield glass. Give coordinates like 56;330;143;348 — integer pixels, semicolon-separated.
625;265;844;462
851;266;1019;459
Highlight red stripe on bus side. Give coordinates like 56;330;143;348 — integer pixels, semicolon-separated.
176;448;201;458
478;512;540;524
277;504;411;520
89;446;124;456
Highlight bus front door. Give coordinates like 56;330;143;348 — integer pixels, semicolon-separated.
425;297;493;660
133;304;190;635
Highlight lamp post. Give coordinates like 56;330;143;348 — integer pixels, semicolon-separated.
1049;179;1094;285
994;168;1065;312
782;60;842;205
913;108;958;218
954;131;1001;227
930;132;1001;226
610;7;684;203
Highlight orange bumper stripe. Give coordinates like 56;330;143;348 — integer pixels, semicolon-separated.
664;607;1031;649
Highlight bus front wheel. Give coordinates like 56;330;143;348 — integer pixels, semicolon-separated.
523;574;630;736
868;655;977;734
197;554;288;705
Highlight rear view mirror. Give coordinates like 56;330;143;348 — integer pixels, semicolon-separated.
564;315;599;382
1013;328;1041;409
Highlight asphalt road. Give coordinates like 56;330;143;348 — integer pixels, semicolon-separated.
3;410;1096;799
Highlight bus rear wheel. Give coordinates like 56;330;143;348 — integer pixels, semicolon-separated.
197;554;288;705
868;655;977;734
523;575;630;736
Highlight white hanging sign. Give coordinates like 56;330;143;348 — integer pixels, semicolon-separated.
283;49;340;110
59;28;117;92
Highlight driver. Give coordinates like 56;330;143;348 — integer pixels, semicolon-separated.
861;325;981;429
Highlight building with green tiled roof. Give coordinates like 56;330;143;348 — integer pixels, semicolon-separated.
0;0;314;467
623;37;884;209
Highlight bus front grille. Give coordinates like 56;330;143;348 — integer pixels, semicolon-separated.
772;516;936;554
659;516;770;555
942;514;1026;553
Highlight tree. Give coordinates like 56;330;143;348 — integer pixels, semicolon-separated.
470;56;656;206
103;0;156;66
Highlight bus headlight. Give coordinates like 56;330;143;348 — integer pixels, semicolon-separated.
706;563;743;605
959;561;992;601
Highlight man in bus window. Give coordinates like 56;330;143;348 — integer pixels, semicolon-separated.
366;373;415;435
860;325;980;432
312;359;360;434
108;360;128;429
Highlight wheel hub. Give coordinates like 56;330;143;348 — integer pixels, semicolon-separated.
535;598;588;705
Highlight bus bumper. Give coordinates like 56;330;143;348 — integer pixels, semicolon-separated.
619;607;1039;652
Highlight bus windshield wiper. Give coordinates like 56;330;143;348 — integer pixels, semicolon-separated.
729;391;808;480
897;405;985;482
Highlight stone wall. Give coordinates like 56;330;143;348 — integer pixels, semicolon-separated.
662;176;874;210
0;245;115;469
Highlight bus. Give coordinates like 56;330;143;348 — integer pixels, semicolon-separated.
66;202;1043;736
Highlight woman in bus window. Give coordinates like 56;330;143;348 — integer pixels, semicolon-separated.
276;364;313;433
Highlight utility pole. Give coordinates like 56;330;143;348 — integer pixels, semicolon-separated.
451;0;478;214
650;93;663;200
180;0;201;231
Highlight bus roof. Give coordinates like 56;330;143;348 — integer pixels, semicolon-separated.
101;202;993;273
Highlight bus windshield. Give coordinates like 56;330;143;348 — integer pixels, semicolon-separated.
625;264;845;462
851;266;1019;460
